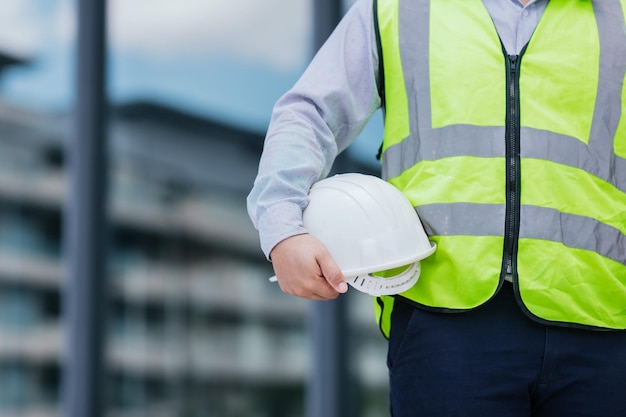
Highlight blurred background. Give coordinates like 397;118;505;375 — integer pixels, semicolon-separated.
0;0;387;416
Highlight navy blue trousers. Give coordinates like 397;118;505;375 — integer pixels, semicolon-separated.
387;282;626;417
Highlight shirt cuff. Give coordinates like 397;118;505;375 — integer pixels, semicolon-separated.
257;202;309;260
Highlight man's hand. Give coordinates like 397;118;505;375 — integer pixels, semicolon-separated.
269;234;348;300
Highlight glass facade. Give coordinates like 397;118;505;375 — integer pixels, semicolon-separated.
0;1;388;416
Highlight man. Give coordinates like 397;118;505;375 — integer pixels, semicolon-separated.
247;0;626;415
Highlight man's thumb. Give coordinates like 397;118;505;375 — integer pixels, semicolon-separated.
319;253;348;293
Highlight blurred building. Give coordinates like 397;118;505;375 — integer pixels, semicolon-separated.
0;52;389;417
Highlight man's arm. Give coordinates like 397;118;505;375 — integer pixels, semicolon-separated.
246;0;381;299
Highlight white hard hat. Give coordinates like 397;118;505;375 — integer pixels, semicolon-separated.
303;173;436;296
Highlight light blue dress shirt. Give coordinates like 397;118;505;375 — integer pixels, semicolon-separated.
247;0;549;259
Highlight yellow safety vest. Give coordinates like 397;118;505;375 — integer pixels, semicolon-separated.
374;0;626;335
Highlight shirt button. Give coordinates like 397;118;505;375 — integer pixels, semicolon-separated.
522;9;530;17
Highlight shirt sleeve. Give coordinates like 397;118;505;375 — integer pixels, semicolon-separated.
246;0;382;259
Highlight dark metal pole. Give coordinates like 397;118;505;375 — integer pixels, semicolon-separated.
312;0;343;54
307;298;352;417
63;0;108;416
307;2;355;417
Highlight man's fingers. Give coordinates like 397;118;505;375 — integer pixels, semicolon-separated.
282;273;341;300
269;234;347;300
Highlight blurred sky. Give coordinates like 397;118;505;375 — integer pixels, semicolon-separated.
0;0;382;165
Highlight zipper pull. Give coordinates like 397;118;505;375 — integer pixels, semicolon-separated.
509;55;518;73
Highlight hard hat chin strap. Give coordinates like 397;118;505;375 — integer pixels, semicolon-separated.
348;262;421;296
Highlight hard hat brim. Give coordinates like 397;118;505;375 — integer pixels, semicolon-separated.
340;241;436;279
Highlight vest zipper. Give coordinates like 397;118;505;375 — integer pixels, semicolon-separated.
503;52;524;277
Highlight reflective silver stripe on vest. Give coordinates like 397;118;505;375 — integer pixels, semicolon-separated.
418;203;626;265
522;128;626;191
417;203;505;237
588;0;626;180
383;125;505;174
520;205;626;265
380;0;430;182
400;0;431;133
385;125;626;193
